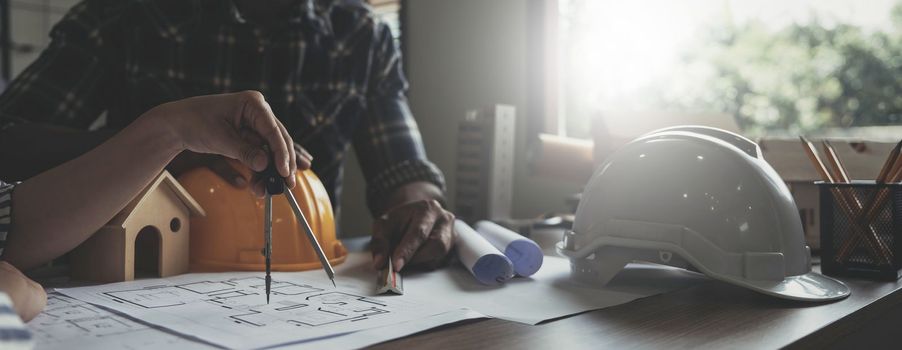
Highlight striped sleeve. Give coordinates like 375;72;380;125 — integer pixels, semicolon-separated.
0;180;16;259
0;293;33;349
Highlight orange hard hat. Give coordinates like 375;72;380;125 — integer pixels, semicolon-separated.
178;160;347;272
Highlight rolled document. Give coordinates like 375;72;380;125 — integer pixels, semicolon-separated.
475;221;544;277
454;220;514;285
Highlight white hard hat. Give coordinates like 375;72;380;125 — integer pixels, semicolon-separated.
556;126;850;301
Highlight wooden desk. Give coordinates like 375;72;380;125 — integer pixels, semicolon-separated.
372;267;902;349
34;239;902;349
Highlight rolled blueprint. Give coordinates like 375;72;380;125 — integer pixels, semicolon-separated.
475;221;544;277
454;220;514;285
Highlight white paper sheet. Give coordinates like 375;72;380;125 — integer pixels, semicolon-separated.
50;249;707;348
279;308;484;349
58;273;470;349
302;252;709;325
28;292;214;350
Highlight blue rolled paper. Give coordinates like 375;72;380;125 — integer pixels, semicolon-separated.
454;220;514;285
474;221;544;277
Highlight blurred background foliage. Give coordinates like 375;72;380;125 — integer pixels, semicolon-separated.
652;4;902;136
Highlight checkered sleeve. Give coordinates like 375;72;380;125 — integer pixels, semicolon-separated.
0;181;15;259
0;0;114;131
0;292;33;349
353;21;446;215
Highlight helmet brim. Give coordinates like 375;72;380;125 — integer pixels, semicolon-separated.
731;271;851;301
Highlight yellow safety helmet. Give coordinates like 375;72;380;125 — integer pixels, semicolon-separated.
178;159;347;272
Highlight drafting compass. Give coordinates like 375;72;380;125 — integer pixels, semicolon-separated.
262;153;336;303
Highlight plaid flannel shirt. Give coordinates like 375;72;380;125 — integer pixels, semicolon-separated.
0;0;445;215
0;181;12;259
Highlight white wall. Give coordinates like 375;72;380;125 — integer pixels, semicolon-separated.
8;0;80;77
400;0;583;222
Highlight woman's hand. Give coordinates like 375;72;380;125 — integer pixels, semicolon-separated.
4;91;300;270
148;91;298;192
0;261;46;322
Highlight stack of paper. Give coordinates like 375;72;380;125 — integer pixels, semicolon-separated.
37;251;706;349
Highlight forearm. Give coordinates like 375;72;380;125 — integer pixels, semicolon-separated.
0;123;115;181
3;114;181;269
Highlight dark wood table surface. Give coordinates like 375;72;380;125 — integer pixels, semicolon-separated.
371;265;902;349
35;237;902;349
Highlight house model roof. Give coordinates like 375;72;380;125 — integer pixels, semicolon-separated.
108;170;206;228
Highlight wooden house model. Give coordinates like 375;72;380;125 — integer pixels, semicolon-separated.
71;170;205;282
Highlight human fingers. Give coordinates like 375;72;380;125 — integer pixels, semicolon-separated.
370;216;394;270
294;143;313;171
407;211;455;269
390;200;442;271
0;262;46;322
21;277;46;322
241;129;285;194
207;156;250;188
211;124;267;173
237;91;291;176
275;122;297;189
252;180;266;198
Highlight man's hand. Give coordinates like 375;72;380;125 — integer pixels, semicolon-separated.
0;261;46;322
371;198;456;272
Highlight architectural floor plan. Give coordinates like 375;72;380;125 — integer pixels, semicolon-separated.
27;293;212;350
58;272;460;349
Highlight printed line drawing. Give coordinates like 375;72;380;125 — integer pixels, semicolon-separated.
96;277;392;329
57;273;461;350
29;293;210;350
33;295;147;338
105;286;187;309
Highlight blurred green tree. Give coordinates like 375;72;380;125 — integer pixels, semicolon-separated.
658;4;902;135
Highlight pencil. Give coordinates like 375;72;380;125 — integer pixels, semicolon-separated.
891;148;902;182
799;136;891;264
822;140;850;183
876;140;902;183
799;136;835;183
836;140;902;261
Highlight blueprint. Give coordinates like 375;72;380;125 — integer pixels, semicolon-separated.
28;292;213;350
300;252;710;325
58;273;466;349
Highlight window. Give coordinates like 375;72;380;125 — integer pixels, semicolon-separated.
369;0;402;43
554;0;902;138
4;0;79;79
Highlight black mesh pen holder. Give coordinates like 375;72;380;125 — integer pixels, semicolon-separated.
819;181;902;280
